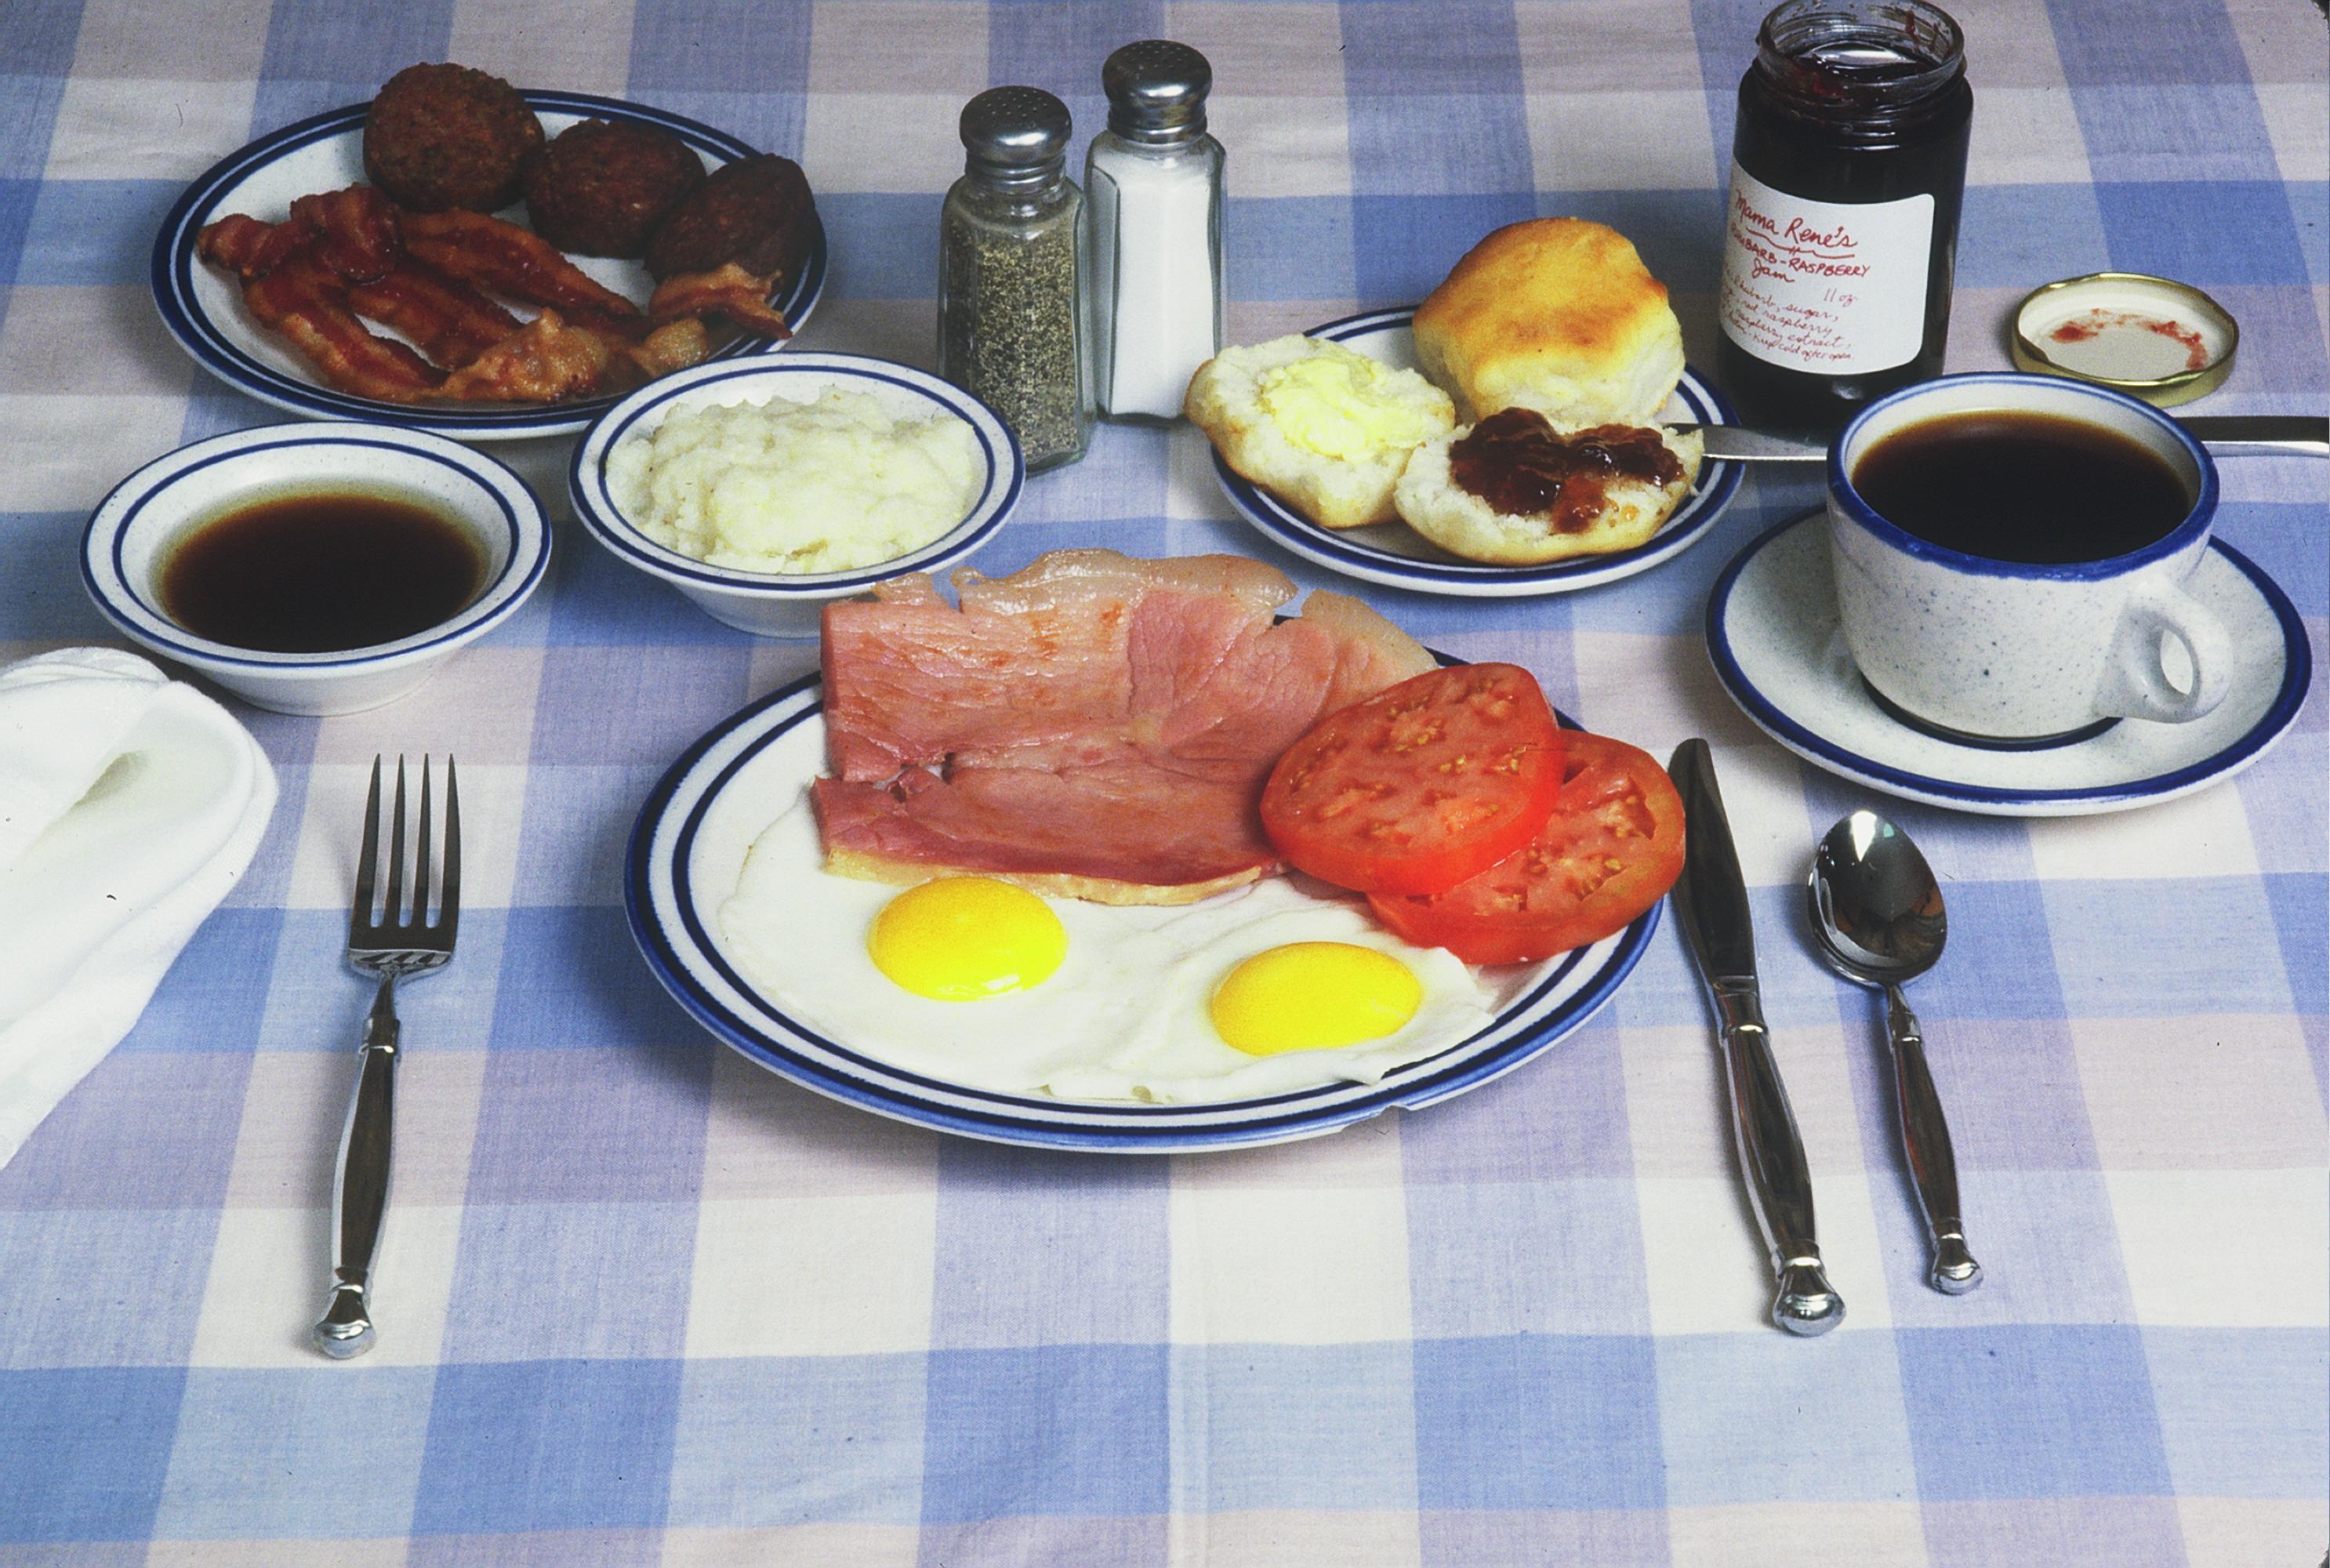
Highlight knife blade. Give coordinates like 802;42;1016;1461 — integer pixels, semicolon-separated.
1675;414;2330;463
1666;739;1845;1337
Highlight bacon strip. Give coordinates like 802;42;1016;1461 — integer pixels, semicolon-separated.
648;261;791;339
438;308;612;403
401;207;641;318
289;185;401;283
240;252;442;403
197;212;315;278
347;260;521;370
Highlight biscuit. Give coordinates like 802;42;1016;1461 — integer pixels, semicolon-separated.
1184;336;1455;530
1413;219;1686;428
1395;419;1703;566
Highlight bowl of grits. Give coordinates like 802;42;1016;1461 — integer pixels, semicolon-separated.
570;354;1023;637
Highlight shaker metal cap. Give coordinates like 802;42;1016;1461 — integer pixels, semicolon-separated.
1103;39;1211;141
960;85;1072;183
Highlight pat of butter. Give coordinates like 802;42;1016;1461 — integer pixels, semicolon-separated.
1258;350;1439;460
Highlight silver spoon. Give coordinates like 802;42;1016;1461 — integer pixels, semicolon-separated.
1807;811;1982;1294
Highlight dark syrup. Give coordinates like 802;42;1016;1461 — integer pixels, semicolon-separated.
1849;411;2190;565
161;489;485;653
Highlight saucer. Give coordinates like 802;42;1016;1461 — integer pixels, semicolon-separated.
1706;510;2310;816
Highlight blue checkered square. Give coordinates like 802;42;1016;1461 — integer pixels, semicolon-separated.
920;1344;1171;1520
2143;1326;2330;1500
414;1358;684;1534
1413;1334;1664;1511
1896;1324;2174;1501
0;1367;184;1543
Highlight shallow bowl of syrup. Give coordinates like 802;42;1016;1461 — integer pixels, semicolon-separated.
82;421;549;714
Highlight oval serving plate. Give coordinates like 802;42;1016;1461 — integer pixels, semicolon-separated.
1211;307;1743;597
151;90;829;443
627;672;1661;1153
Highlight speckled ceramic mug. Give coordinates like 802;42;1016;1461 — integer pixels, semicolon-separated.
1826;373;2227;744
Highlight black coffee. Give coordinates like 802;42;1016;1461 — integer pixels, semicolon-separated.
1850;411;2190;565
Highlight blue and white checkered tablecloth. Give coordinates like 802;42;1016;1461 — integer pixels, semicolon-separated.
1;2;2323;1563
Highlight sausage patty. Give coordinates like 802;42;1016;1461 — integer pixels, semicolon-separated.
522;119;706;260
364;63;545;214
645;153;818;283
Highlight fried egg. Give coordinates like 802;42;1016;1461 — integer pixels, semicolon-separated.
717;793;1495;1105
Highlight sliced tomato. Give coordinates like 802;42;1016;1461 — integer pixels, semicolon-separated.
1260;662;1563;896
1367;731;1685;964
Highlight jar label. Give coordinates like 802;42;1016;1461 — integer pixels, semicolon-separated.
1718;165;1933;375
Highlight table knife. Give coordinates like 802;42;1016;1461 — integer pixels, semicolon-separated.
1675;414;2330;463
1666;739;1845;1337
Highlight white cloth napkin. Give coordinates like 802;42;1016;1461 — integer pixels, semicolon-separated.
0;648;276;1171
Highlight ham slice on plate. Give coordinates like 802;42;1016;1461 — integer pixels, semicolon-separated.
815;550;1436;904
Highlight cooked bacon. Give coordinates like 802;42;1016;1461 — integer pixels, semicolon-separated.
401;206;641;318
197;212;315;278
438;308;612;403
289;185;401;283
816;550;1438;902
347;260;521;369
648;261;791;339
240;251;442;403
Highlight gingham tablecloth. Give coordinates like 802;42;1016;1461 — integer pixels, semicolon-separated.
2;2;2323;1563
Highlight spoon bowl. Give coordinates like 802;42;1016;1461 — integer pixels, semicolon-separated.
1808;811;1981;1295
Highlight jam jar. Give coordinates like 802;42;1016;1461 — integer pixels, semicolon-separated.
1715;0;1973;431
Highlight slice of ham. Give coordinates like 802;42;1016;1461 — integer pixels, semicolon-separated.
815;549;1436;903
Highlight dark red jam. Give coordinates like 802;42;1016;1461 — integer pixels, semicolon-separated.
1448;410;1684;533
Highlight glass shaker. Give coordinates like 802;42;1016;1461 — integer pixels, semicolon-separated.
938;85;1092;471
1086;39;1225;421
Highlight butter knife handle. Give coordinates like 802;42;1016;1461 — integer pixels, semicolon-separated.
1714;985;1845;1336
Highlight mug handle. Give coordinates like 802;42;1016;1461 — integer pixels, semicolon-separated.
2096;578;2232;724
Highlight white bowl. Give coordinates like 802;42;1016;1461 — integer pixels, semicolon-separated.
568;354;1023;637
82;422;550;715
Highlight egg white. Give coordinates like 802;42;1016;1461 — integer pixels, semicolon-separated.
716;790;1497;1105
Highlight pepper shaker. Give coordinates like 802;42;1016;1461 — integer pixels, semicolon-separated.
938;86;1092;470
1086;39;1225;421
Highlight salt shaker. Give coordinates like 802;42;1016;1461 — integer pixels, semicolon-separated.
1085;40;1225;421
939;86;1092;470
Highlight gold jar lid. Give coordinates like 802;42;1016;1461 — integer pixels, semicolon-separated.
2011;272;2237;407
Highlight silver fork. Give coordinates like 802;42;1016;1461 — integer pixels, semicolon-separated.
314;754;460;1359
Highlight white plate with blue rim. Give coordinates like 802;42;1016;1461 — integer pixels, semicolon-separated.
1708;509;2312;816
1210;307;1744;597
626;672;1661;1152
150;89;828;442
568;354;1022;638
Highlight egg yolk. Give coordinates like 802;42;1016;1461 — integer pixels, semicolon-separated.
869;877;1067;1001
1209;942;1424;1055
1258;349;1439;460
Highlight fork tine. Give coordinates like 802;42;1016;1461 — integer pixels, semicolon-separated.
439;755;462;939
413;757;434;926
383;757;408;927
351;756;383;935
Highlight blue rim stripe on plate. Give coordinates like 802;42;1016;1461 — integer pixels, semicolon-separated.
150;91;826;438
566;357;1025;593
1704;510;2313;809
1212;307;1744;593
81;429;548;670
622;674;1659;1152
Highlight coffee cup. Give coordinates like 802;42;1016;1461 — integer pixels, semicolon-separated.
1825;372;2227;743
